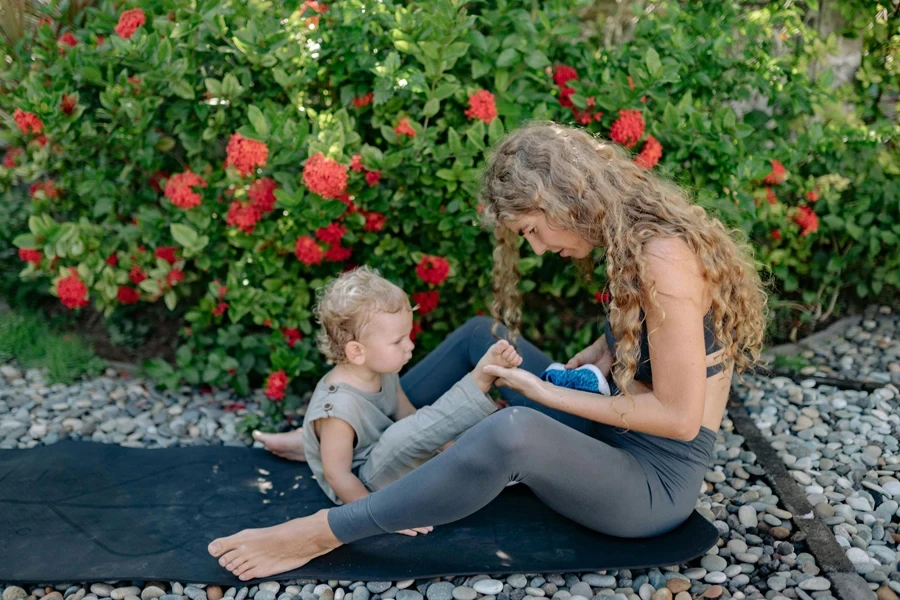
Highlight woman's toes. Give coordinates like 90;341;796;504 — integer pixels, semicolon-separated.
219;548;242;567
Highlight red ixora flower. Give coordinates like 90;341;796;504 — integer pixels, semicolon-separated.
350;154;365;172
18;248;42;265
115;8;146;40
3;148;23;168
806;190;819;202
595;291;611;304
60;94;77;115
763;160;787;185
225;133;269;176
316;222;347;245
394;117;416;138
13;109;43;135
634;135;662;169
412;291;440;316
265;369;290;401
299;0;328;27
552;65;578;87
155;246;178;265
416;255;450;286
106;254;118;267
164;170;208;209
226;201;263;234
249;177;278;212
166;269;184;286
609;109;645;148
558;86;575;109
465;89;497;124
295;235;323;265
58;32;77;47
324;244;352;262
29;180;59;200
365;170;382;187
129;265;147;284
57;268;89;309
363;211;386;232
282;328;303;348
771;229;782;241
117;286;140;304
213;302;229;316
409;321;423;342
352;92;374;108
794;206;819;236
766;186;777;205
303;152;349;199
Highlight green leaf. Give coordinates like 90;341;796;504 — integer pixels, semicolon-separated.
248;104;270;136
645;47;662;78
496;48;518;68
164;291;177;311
170;79;195;100
204;78;223;96
423;98;440;117
524;51;550;70
448;127;463;154
433;82;458;100
436;169;457;181
171;223;199;248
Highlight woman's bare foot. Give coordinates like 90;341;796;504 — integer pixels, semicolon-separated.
472;339;523;392
253;429;307;462
208;509;342;580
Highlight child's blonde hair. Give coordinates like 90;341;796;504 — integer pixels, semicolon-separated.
314;266;412;364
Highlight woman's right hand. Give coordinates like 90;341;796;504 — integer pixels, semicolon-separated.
565;336;613;377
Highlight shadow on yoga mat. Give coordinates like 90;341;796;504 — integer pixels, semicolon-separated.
0;440;717;584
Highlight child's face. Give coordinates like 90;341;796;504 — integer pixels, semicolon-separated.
358;309;415;373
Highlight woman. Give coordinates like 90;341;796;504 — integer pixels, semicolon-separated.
207;121;768;580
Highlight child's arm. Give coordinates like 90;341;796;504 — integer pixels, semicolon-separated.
395;384;417;420
317;417;370;505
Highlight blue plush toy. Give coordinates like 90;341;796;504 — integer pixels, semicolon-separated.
539;362;611;395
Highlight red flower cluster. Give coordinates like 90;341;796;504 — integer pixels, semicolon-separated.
324;245;352;262
213;302;229;316
763;160;787;185
13;109;43;135
609;110;645;148
416;255;450;286
3;148;22;168
553;65;579;87
148;171;169;193
794;206;819;236
225;133;269;176
295;235;324;265
106;254;118;267
57;269;89;309
353;92;374;108
303;152;348;199
765;186;777;205
155;246;178;265
117;286;140;304
226;178;279;234
465;90;497;124
164;170;208;209
571;96;602;125
18;248;42;265
130;265;147;284
595;291;611;304
265;370;290;401
166;269;184;286
806;190;819;202
350;154;365;172
363;211;386;232
316;222;346;245
409;321;423;342
771;229;782;241
299;0;328;27
115;8;146;40
282;328;302;348
634;135;662;169
60;94;77;115
365;170;382;187
29;180;59;200
394;118;416;138
412;291;440;315
58;32;77;47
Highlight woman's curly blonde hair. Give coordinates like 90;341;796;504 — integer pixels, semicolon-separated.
479;121;769;430
314;266;412;364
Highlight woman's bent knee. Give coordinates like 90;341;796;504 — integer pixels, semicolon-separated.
465;407;547;459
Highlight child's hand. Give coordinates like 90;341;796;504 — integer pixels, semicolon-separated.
395;526;434;536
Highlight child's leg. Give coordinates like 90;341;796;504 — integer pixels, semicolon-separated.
358;374;497;491
400;316;590;433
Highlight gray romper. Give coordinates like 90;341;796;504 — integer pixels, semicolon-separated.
302;370;497;505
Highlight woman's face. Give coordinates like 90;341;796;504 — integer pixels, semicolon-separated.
505;212;594;259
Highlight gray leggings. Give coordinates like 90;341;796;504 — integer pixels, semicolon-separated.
327;317;716;542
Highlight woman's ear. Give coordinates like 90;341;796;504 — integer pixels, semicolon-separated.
345;341;366;365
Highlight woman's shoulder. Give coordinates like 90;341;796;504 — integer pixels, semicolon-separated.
642;236;710;309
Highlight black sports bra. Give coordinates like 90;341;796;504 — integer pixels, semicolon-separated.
604;309;725;383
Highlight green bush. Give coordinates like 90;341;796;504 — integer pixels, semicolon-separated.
1;0;897;427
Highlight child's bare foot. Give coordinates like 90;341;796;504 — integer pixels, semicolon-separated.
208;509;341;580
472;339;523;392
253;429;307;462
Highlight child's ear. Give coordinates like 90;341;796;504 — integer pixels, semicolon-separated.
345;341;366;365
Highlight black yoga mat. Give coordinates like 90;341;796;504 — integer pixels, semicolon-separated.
0;440;717;584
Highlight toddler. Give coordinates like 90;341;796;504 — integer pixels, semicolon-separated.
276;266;521;535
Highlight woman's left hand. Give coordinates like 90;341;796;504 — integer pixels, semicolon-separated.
481;365;548;402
